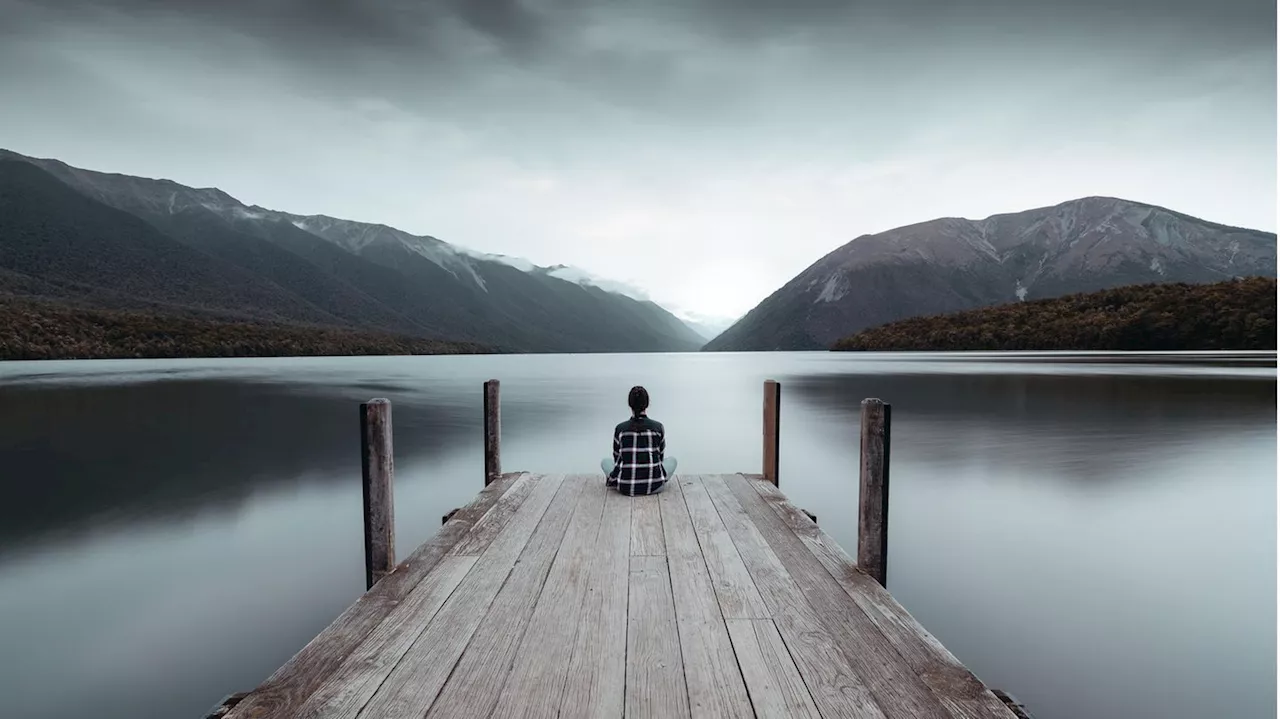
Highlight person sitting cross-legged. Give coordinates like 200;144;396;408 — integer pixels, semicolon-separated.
600;385;677;496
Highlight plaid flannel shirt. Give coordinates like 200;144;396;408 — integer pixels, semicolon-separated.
609;415;667;496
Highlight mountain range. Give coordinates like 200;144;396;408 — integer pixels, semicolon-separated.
0;150;706;353
704;196;1277;351
3;149;1274;357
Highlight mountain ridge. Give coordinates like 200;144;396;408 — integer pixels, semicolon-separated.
0;149;707;353
704;195;1276;351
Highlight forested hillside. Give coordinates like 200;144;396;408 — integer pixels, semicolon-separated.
0;298;493;360
832;277;1276;351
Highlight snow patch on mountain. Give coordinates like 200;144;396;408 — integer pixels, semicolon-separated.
816;273;847;303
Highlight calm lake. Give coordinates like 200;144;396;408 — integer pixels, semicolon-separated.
0;351;1274;719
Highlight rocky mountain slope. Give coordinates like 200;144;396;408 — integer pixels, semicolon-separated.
0;150;706;353
704;196;1277;351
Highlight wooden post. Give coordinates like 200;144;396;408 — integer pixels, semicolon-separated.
858;398;891;587
484;379;501;485
762;379;780;485
360;398;395;590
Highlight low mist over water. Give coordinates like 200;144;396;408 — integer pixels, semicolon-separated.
0;352;1274;719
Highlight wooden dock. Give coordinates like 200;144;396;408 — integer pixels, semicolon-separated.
216;381;1027;719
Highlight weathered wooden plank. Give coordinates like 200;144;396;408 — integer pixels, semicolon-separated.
559;489;633;719
626;556;691;719
484;379;501;485
631;495;665;556
681;477;769;619
424;474;587;718
489;475;609;719
224;474;523;719
701;475;885;719
360;398;395;590
725;619;821;719
355;473;568;719
724;474;952;719
290;556;478;718
762;380;780;485
659;477;754;718
449;472;536;555
859;398;891;587
747;476;1016;719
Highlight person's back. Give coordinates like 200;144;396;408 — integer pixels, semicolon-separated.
602;386;677;496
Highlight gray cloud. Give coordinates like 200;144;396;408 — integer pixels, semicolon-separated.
0;0;1274;318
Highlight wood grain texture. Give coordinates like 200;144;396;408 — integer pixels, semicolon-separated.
725;474;952;719
360;398;394;590
631;495;665;556
701;475;884;719
747;477;1016;719
484;379;501;485
762;380;780;485
726;619;821;719
425;474;587;718
290;556;477;718
231;469;1017;719
355;473;567;719
449;473;536;555
858;399;890;587
224;474;522;719
489;476;608;719
659;477;754;718
559;488;633;719
626;556;691;719
681;478;769;619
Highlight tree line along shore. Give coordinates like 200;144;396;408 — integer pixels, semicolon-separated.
0;297;494;360
3;277;1273;360
832;277;1276;352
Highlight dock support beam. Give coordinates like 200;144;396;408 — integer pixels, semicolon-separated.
484;379;501;485
858;398;891;587
360;398;395;590
763;379;780;485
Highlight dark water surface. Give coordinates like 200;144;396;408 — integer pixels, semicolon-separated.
0;352;1274;719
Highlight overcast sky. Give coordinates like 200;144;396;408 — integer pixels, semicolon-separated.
1;0;1275;320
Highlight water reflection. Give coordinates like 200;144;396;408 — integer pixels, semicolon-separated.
0;352;1273;719
783;370;1275;489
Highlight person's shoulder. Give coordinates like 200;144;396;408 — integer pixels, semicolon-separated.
645;417;665;433
613;419;632;433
